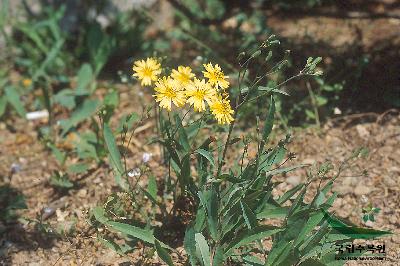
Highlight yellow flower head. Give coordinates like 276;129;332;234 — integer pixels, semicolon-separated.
22;78;32;88
202;63;229;90
186;78;217;112
153;76;186;111
132;58;161;86
210;97;234;125
171;66;195;88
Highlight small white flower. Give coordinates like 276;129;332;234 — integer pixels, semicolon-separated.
142;152;152;163
127;168;141;177
334;107;342;115
195;56;203;62
11;163;21;173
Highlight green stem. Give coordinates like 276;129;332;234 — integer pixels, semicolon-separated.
306;81;321;128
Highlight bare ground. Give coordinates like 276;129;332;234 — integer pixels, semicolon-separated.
0;81;398;265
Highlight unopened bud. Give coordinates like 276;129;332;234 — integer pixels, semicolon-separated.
251;50;261;58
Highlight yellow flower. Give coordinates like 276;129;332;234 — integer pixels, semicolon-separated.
186;78;217;112
210;97;234;125
22;78;32;88
202;63;229;90
153;76;186;111
132;58;161;86
171;66;195;87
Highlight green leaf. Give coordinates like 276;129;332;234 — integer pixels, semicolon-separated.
106;221;156;245
48;143;67;165
285;187;306;219
76;63;93;95
212;246;224;266
103;124;124;174
294;210;325;247
195;232;211;266
155;239;174;266
277;184;304;204
258;86;290;96
54;89;76;109
265;240;293;266
148;174;157;201
300;221;330;255
315;95;328;106
5;86;26;117
265;164;308;176
330;226;391;239
67;163;89;174
98;235;126;256
92;206;109;224
240;200;257;229
103;89;119;108
180;154;191;190
103;124;127;189
174;113;190;152
49;172;73;188
60;99;99;135
196;149;215;167
224;226;283;256
299;259;326;266
313;180;333;207
305;109;316;119
258;145;286;172
243;255;264;266
87;24;114;75
184;226;198;266
194;207;207;232
257;206;289;219
116;112;139;133
262;96;275;141
32;38;64;81
198;189;218;241
0;95;7;117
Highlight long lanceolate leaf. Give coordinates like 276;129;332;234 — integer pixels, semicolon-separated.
155;240;174;266
184;226;198;266
196;149;215;168
262;96;276;143
60;99;99;135
92;207;172;249
103;123;127;189
277;184;304;205
5;86;26;117
240;200;257;229
224;225;283;257
32;38;65;81
198;189;219;241
195;233;211;266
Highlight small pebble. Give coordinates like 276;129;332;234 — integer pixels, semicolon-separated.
128;168;141;177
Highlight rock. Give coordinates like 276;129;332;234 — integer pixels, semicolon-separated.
342;176;357;186
56;209;69;222
364;220;375;227
93;177;102;184
356;124;370;139
77;189;87;198
286;176;302;186
302;158;315;165
335;176;359;194
334;185;352;195
354;184;371;195
383;176;397;187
